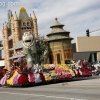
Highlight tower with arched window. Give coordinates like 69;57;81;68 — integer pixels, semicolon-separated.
2;7;38;70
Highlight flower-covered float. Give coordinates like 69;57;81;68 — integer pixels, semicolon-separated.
0;61;75;86
0;60;92;87
0;32;92;87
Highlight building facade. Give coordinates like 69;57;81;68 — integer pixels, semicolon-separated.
76;36;100;63
2;7;38;70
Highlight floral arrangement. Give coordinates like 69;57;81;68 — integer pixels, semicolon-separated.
0;68;7;80
0;62;92;87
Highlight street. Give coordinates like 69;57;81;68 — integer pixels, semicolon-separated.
0;76;100;100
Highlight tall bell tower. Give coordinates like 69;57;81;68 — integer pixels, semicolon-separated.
2;7;38;70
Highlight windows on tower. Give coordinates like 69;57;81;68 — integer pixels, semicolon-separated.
27;22;30;26
22;21;32;31
23;22;26;26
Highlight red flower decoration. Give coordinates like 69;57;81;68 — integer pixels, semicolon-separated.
18;74;29;84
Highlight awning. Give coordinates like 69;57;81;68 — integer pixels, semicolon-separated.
9;40;22;50
9;54;25;59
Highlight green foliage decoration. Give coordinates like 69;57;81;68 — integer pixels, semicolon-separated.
36;36;48;63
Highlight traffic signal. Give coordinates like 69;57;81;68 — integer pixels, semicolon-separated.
86;29;89;37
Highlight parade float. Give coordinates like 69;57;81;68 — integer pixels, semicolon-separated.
0;32;92;87
0;7;93;87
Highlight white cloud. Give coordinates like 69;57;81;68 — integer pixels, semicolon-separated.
0;0;100;44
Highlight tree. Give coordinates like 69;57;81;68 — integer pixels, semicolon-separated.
36;36;48;64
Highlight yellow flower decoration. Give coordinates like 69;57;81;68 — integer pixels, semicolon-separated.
7;70;18;85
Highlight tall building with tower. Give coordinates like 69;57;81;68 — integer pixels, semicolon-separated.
2;7;38;70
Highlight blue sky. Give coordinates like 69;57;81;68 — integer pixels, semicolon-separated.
0;0;100;43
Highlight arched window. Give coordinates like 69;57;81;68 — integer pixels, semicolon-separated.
23;22;26;26
27;22;30;26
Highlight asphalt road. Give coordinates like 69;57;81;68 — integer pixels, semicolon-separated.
0;76;100;100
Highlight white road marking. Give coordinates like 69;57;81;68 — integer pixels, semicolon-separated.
0;92;86;100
